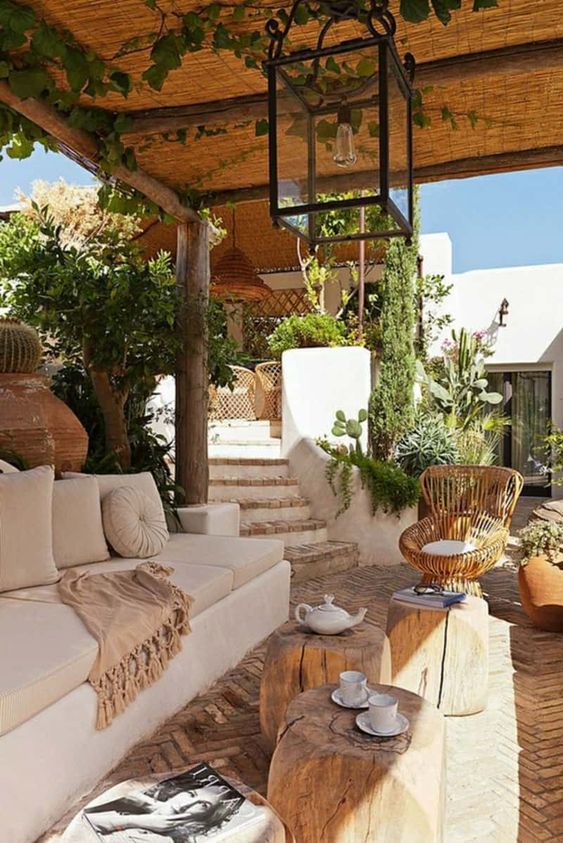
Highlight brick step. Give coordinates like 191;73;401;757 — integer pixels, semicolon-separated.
218;497;311;523
209;458;289;480
240;518;327;545
285;541;360;583
209;477;300;501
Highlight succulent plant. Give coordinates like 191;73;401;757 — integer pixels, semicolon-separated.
331;409;368;456
0;317;42;374
519;522;563;566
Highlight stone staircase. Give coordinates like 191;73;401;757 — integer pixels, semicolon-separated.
208;448;359;582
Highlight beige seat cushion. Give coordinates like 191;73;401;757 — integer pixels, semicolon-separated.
102;486;168;558
0;459;18;473
0;560;233;735
153;533;284;589
421;539;477;556
0;466;59;593
0;597;97;736
53;477;110;568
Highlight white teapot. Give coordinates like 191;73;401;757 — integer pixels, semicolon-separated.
295;594;367;635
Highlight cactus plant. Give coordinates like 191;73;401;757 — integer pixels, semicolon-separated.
331;409;368;456
0;317;42;373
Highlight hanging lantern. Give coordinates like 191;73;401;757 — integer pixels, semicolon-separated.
211;208;270;302
265;0;415;247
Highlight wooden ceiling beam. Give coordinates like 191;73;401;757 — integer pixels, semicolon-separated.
124;38;563;136
0;81;199;224
204;144;563;206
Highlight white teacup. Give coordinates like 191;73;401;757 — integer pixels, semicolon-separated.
368;693;398;733
339;671;368;706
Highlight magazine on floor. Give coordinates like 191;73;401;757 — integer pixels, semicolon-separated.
82;762;264;841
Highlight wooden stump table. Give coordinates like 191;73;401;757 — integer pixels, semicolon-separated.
260;620;391;749
62;773;294;842
385;594;489;715
267;684;445;843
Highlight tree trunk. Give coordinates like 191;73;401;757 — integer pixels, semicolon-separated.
175;221;209;504
83;340;131;469
88;367;131;469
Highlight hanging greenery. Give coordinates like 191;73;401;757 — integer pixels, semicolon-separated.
368;194;420;460
0;0;498;212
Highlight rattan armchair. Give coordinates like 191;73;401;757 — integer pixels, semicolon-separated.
209;365;256;420
255;361;282;420
399;465;523;596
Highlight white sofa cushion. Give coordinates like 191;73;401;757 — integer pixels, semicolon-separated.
53;477;110;568
64;471;164;520
153;533;284;589
0;466;59;593
0;459;18;473
421;539;477;556
0;560;234;735
102;486;168;558
0;598;97;737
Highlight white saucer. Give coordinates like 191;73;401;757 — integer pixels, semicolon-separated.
355;711;409;737
331;687;370;709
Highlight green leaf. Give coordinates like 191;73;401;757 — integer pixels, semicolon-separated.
0;61;8;79
335;410;346;422
64;47;90;92
430;0;461;25
109;71;132;97
357;58;376;77
325;56;340;75
368;120;379;138
151;33;184;70
254;118;268;137
207;3;221;21
294;4;310;25
467;110;479;129
142;64;168;91
8;68;50;99
358;409;368;422
31;23;65;59
399;0;430;23
473;0;498;8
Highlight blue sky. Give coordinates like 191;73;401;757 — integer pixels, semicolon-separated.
2;149;563;274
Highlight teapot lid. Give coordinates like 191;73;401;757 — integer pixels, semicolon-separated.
316;594;348;615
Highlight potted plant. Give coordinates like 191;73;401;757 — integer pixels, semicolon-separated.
518;521;563;632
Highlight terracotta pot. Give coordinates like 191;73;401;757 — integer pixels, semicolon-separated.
518;555;563;632
0;373;88;472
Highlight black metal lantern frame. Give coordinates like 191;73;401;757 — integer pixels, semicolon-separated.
265;0;415;247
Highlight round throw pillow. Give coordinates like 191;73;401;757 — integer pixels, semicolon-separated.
102;485;168;558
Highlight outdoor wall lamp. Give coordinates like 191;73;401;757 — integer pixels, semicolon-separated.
498;298;509;327
265;0;415;247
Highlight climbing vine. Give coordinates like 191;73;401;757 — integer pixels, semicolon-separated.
0;0;499;211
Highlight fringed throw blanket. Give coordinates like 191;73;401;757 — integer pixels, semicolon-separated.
59;563;192;730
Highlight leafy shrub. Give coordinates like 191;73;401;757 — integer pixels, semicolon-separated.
395;414;459;477
268;313;352;358
519;522;563;566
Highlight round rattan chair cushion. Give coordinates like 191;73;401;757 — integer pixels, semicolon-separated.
421;540;476;556
102;486;168;558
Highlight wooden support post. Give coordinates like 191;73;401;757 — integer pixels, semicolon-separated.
175;220;210;505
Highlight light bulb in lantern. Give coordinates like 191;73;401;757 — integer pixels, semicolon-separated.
333;101;357;168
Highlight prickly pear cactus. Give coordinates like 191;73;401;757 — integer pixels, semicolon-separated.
0;317;42;373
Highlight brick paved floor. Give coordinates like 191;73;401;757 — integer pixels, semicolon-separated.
43;499;563;842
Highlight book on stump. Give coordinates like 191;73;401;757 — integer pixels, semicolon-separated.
82;762;264;841
394;587;467;609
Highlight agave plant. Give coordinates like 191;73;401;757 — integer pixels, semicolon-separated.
395;414;459;477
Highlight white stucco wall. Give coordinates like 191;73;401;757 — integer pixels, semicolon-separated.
420;235;563;497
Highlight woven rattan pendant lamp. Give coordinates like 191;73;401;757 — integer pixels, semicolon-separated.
211;208;270;302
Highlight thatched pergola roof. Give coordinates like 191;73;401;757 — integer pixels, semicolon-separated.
4;1;563;212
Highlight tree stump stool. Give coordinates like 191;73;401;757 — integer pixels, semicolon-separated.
267;684;445;843
260;621;391;749
62;773;294;842
385;594;489;716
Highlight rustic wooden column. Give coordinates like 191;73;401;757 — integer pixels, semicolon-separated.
175;220;210;504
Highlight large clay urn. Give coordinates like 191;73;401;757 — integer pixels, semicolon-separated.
0;318;88;472
518;556;563;633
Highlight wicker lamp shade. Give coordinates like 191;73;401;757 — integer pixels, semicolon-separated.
211;246;270;302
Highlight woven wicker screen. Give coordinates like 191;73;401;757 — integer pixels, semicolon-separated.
18;1;563;203
243;289;312;360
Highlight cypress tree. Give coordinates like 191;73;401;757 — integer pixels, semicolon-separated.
368;197;419;460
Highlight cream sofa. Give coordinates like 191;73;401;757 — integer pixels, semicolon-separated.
0;470;290;843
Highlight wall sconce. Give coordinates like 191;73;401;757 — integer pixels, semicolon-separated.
498;298;509;327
